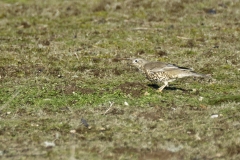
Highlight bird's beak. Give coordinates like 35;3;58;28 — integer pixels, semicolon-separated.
126;58;135;66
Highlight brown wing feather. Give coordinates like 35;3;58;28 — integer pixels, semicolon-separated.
144;62;204;78
145;62;192;72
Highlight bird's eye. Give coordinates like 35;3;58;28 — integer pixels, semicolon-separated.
134;59;138;63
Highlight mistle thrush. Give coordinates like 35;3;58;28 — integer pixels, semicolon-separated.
130;58;207;92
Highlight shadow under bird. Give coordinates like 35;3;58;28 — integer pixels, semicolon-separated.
130;58;209;92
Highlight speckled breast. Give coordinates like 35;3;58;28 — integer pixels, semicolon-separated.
145;70;170;83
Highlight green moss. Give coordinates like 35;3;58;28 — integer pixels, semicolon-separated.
1;0;240;159
209;95;240;105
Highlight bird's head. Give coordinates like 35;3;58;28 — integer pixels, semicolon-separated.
130;58;148;71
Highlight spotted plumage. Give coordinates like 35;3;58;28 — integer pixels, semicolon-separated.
130;58;207;92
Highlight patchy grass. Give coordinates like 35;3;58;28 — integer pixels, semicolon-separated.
1;0;240;159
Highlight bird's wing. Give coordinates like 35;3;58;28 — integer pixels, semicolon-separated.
146;62;192;72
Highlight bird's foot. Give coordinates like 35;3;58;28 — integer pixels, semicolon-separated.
156;88;163;93
156;84;167;93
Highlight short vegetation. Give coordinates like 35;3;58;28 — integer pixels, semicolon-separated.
0;0;240;159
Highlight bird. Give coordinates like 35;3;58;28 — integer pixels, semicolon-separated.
130;58;208;92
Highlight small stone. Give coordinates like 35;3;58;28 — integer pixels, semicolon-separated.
198;96;204;101
210;114;218;118
31;123;39;127
192;89;197;93
195;133;201;140
43;141;55;148
70;130;76;133
144;91;150;96
38;44;45;48
88;126;92;130
99;127;106;131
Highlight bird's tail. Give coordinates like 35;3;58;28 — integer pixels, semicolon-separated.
187;71;211;78
177;70;211;78
190;72;205;77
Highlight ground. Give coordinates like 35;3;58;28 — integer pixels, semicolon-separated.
1;0;240;159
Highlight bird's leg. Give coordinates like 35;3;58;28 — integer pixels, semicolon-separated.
156;81;168;92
